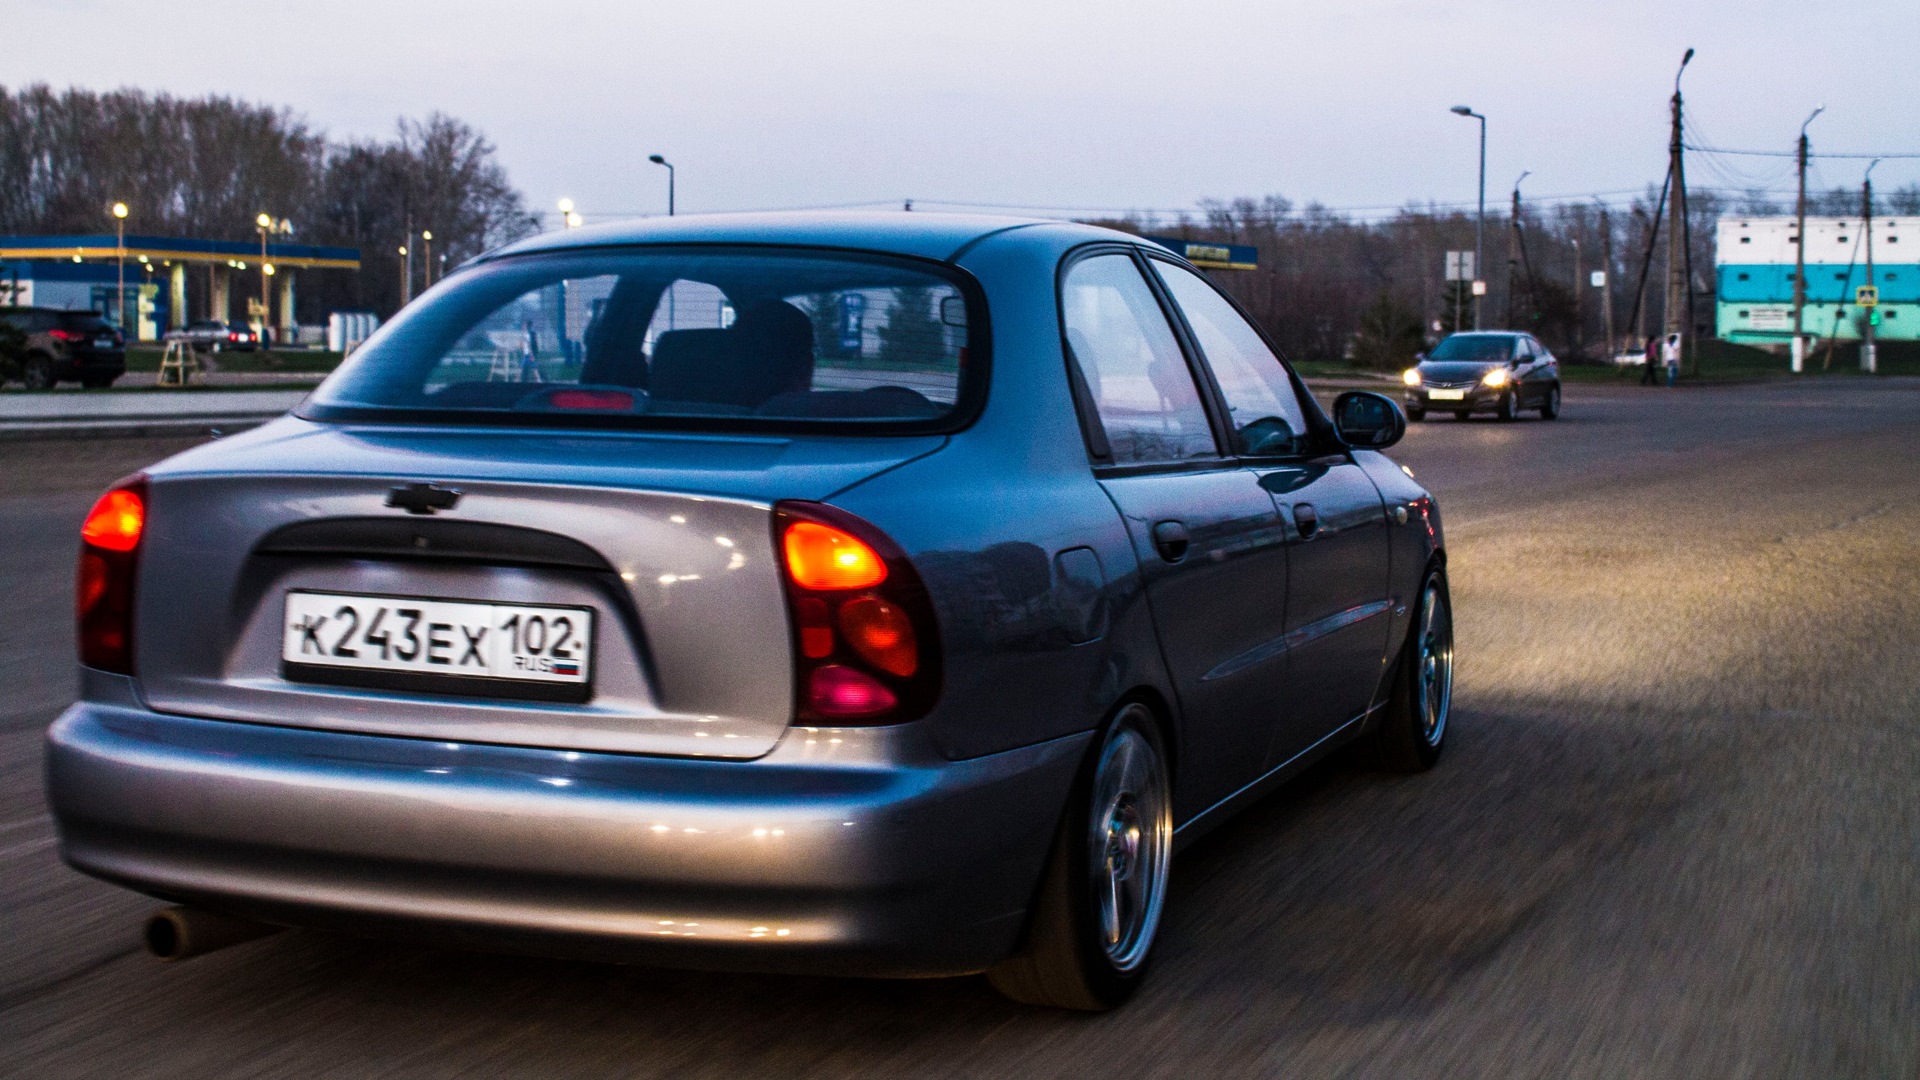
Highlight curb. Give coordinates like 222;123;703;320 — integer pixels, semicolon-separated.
0;415;278;441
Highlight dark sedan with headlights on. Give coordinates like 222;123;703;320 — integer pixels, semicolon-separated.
1401;331;1560;421
47;213;1451;1011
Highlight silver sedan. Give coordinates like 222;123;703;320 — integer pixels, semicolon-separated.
48;212;1452;1009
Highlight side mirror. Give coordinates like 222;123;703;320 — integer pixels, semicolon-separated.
1332;391;1406;450
1413;351;1427;362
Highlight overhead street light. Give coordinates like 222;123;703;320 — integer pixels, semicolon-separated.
558;197;582;229
1450;106;1487;329
649;155;676;216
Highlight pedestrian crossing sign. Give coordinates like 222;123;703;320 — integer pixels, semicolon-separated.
1856;285;1878;307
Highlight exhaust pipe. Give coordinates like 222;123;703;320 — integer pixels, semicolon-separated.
143;906;282;961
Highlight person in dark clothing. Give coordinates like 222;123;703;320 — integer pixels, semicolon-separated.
1641;334;1660;386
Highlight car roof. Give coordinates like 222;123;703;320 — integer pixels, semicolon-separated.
483;211;1138;264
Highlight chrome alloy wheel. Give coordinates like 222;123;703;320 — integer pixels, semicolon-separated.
1416;580;1454;747
1088;717;1172;972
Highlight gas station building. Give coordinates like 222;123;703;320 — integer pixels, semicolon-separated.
0;234;360;342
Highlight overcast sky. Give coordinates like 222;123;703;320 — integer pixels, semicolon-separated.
9;0;1919;225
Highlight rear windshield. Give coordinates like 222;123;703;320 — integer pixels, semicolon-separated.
303;248;978;431
59;312;116;333
1427;335;1515;363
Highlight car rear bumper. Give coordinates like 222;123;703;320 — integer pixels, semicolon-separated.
56;351;125;380
46;674;1088;977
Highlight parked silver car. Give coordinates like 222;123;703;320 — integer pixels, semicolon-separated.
48;213;1451;1010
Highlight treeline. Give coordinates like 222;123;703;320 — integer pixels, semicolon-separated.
1102;181;1920;368
0;84;536;321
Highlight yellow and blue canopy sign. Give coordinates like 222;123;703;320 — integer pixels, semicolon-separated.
1143;236;1258;271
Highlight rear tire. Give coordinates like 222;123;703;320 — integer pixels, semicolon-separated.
1356;568;1453;773
22;353;55;390
1539;384;1561;419
988;703;1172;1010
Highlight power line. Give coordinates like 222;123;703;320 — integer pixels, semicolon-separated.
1686;143;1920;160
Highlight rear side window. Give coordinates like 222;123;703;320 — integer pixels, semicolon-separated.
305;249;975;430
1061;254;1216;464
1150;259;1308;457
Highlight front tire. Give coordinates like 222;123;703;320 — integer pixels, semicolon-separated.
1357;568;1453;773
988;704;1172;1010
1496;391;1519;421
1407;407;1427;422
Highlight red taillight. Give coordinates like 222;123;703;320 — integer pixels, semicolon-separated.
775;502;939;725
78;477;146;673
81;489;144;552
49;328;84;343
808;665;898;718
838;596;918;676
783;521;887;590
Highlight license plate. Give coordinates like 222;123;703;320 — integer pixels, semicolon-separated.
94;337;113;349
1428;388;1467;401
282;591;593;687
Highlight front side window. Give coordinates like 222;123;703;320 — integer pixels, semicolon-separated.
1151;259;1307;457
1061;254;1217;465
304;249;974;430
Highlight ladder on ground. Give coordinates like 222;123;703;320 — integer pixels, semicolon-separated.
155;336;203;387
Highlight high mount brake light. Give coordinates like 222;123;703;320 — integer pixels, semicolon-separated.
774;502;939;724
78;477;146;673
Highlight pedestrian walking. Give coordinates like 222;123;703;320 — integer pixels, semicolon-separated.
1662;333;1681;387
1641;335;1660;386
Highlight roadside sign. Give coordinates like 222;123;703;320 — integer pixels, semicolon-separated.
1590;271;1607;288
1142;236;1258;271
1470;280;1488;296
838;293;866;354
1445;251;1476;282
1856;285;1879;307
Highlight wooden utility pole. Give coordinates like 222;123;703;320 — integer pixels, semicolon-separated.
1600;206;1617;363
1506;173;1527;328
1573;238;1584;358
1791;107;1823;372
1663;49;1693;371
1862;164;1878;373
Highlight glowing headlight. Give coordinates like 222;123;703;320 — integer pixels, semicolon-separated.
1482;367;1511;388
1401;368;1422;386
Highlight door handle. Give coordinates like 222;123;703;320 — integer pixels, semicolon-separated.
1292;502;1320;539
1150;520;1191;563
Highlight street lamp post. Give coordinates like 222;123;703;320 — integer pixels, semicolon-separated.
421;230;433;288
397;245;410;306
649;155;675;216
1451;106;1487;329
557;197;583;229
254;214;289;347
111;202;129;334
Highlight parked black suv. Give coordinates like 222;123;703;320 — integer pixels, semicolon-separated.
0;307;127;389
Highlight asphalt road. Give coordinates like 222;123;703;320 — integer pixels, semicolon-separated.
2;380;1916;1078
